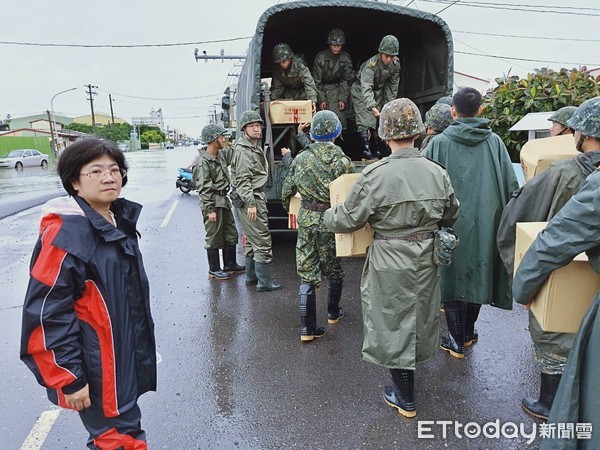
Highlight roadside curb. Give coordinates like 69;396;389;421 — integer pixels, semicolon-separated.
0;190;65;220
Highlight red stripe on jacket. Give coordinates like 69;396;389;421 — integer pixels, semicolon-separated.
94;427;147;450
31;215;65;286
75;280;119;417
27;326;77;388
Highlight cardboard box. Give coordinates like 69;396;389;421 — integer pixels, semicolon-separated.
520;134;577;182
288;193;301;229
514;222;600;333
269;100;313;124
329;173;374;257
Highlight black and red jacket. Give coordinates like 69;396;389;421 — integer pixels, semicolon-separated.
20;196;156;417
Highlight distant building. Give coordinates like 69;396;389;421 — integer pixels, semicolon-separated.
132;108;164;131
8;113;73;131
72;112;127;127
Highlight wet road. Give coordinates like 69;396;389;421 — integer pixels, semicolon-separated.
0;147;543;449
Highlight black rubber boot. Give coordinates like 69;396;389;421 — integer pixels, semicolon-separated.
440;301;467;358
222;245;245;273
465;303;481;346
245;255;258;286
300;283;326;342
360;130;375;160
327;278;344;324
521;373;562;421
207;249;231;280
384;369;416;418
371;129;383;159
255;261;282;292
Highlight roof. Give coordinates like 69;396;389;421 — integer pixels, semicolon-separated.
509;112;553;132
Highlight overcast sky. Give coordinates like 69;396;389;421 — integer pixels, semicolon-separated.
1;0;598;137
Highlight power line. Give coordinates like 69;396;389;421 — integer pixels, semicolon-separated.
98;89;221;101
439;0;600;12
421;0;600;16
454;38;530;70
436;0;460;15
0;36;252;48
455;50;600;66
454;30;600;43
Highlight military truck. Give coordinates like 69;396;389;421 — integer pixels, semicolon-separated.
234;0;453;229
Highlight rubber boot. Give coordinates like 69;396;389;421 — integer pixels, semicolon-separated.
521;373;562;421
384;369;416;418
300;283;326;342
245;255;258;286
207;249;231;280
360;130;375;160
223;245;245;273
464;303;481;347
327;278;344;324
440;301;466;358
371;130;383;159
255;261;282;292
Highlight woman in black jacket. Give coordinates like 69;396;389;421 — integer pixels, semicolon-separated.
21;138;156;449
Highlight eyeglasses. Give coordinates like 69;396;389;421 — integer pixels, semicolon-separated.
80;168;127;181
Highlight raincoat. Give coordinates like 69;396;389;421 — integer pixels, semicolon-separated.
324;149;459;369
425;117;519;309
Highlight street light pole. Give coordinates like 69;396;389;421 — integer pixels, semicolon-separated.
51;87;77;157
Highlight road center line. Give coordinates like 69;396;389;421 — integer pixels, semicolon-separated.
20;407;61;450
160;200;179;228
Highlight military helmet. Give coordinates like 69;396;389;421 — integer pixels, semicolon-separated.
327;28;346;45
378;35;399;56
436;96;453;106
272;43;294;64
425;103;453;133
200;123;226;145
548;106;577;127
239;110;264;130
567;97;600;138
310;110;342;142
378;98;425;140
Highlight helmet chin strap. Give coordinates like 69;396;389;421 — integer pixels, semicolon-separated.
576;135;585;153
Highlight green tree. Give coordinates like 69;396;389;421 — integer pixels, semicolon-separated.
96;123;132;142
138;125;165;141
65;122;93;134
140;130;163;144
482;67;600;161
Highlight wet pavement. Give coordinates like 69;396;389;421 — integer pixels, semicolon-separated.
0;147;544;449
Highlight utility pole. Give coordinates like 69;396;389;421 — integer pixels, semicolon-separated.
85;84;98;133
109;94;115;125
46;110;56;157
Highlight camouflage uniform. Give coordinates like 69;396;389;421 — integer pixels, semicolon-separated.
192;147;238;249
351;54;400;131
282;142;354;285
271;56;318;103
312;50;355;128
230;134;272;263
420;103;453;152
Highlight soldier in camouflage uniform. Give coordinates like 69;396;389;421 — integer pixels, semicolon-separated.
325;98;459;417
312;29;356;129
231;110;282;292
420;103;453;152
548;105;576;137
271;43;318;111
282;110;355;342
436;96;452;106
351;35;401;160
193;124;245;281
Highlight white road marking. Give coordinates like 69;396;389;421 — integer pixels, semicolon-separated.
20;407;61;450
160;200;179;228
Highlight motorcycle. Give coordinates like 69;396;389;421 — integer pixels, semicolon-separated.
176;167;196;194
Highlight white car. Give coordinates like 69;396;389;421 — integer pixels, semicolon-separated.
0;149;49;169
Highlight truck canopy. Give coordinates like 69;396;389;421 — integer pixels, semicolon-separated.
236;0;454;123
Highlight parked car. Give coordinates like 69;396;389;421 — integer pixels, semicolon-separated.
0;149;49;169
165;141;175;149
117;142;130;153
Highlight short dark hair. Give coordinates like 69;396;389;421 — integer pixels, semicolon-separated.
57;138;128;196
452;87;482;117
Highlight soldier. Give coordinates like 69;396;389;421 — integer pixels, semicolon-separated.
436;96;453;106
420;102;453;152
282;110;355;342
192;123;245;281
512;171;600;449
500;97;600;421
351;35;401;160
270;43;318;113
312;28;356;129
425;87;519;359
230;110;282;292
324;98;459;417
547;105;576;137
